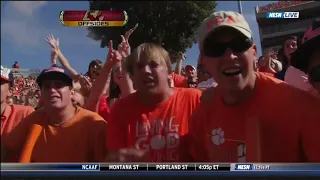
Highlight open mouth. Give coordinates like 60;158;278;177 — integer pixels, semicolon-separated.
222;67;242;77
143;78;155;87
50;95;60;101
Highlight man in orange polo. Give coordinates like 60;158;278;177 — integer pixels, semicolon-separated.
1;65;106;162
1;66;35;161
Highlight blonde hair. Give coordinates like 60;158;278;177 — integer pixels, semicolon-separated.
125;43;172;76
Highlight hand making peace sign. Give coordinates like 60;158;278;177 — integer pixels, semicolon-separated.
118;23;138;58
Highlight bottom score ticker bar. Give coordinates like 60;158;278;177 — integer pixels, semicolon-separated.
1;163;231;172
100;163;230;171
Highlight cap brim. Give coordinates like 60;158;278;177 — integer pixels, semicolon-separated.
291;35;320;73
37;71;73;87
206;25;252;41
185;65;196;71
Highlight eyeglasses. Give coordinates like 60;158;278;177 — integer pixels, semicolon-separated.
309;65;320;83
42;81;68;90
203;37;253;58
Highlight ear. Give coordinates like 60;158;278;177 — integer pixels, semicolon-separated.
252;44;257;58
70;88;75;97
168;74;174;88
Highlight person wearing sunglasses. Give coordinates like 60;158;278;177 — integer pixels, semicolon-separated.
1;66;106;162
188;11;320;162
291;19;320;96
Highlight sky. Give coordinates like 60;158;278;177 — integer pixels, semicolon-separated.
1;1;275;73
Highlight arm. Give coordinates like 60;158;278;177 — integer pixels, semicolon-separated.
174;52;186;75
56;50;79;79
84;40;117;112
45;34;78;79
117;25;138;97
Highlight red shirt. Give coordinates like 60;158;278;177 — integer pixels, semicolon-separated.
98;94;110;122
172;73;188;88
106;88;201;162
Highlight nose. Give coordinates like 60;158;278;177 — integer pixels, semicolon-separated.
222;48;238;61
142;65;152;74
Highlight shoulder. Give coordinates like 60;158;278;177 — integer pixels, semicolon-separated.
17;108;44;126
77;108;106;123
172;73;185;80
174;88;202;102
111;92;137;109
258;72;319;109
175;87;201;96
12;104;35;116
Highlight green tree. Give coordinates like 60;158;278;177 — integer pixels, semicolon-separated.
88;1;217;63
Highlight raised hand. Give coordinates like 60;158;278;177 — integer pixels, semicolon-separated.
178;51;187;60
118;23;138;57
106;40;122;67
78;75;92;97
46;34;60;65
45;34;60;51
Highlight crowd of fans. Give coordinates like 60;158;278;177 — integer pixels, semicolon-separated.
7;74;41;109
1;11;319;163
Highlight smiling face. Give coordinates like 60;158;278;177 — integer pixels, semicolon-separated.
41;80;74;110
202;27;257;91
284;38;297;60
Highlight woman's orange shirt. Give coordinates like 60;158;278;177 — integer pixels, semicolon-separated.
2;107;106;162
106;88;201;162
189;72;320;162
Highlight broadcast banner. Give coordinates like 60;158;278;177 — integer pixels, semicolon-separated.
2;163;320;172
59;10;128;27
1;163;230;171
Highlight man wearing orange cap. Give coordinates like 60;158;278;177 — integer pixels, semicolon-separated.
1;65;35;161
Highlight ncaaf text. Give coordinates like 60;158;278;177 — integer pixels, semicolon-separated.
77;21;110;27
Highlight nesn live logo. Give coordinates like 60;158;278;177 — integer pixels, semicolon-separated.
235;164;253;170
266;12;299;19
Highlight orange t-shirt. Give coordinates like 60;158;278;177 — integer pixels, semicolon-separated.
2;107;106;162
172;73;188;88
1;104;34;136
189;72;320;162
106;88;201;162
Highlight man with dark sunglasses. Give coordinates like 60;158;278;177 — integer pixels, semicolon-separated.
1;66;106;162
189;11;320;162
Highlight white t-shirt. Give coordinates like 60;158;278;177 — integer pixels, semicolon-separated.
284;66;315;93
197;78;217;89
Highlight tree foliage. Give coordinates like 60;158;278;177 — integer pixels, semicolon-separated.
88;1;217;63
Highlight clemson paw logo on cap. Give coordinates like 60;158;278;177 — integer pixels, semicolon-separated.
211;128;225;146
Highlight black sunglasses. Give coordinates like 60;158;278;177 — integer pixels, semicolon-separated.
308;65;320;83
203;37;253;58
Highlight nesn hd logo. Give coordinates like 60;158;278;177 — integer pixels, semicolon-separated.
266;12;299;19
235;164;253;170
